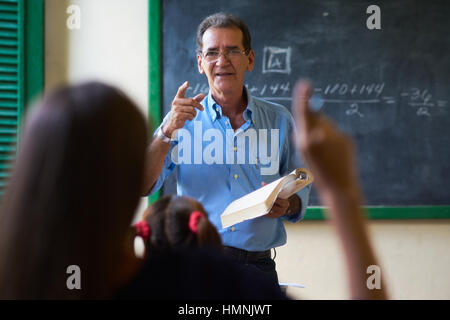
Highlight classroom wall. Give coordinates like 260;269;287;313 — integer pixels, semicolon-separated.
45;0;148;110
44;0;450;300
277;219;450;300
45;0;149;221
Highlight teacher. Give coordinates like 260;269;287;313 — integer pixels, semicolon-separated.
143;12;311;284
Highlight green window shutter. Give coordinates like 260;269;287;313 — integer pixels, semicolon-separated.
0;0;43;199
0;0;22;198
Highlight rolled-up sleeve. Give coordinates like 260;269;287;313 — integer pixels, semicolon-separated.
148;112;178;195
148;148;177;195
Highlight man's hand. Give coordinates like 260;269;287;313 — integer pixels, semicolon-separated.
162;81;206;138
267;197;290;218
261;182;290;218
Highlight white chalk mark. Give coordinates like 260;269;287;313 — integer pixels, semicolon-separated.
262;97;292;101
323;99;380;103
417;107;431;117
262;98;381;104
346;103;364;118
262;46;292;74
408;102;435;107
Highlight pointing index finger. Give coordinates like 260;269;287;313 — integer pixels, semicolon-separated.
175;81;189;99
193;93;206;111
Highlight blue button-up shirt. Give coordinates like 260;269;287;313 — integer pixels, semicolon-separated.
150;87;311;251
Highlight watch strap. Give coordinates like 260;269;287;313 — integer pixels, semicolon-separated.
156;128;172;144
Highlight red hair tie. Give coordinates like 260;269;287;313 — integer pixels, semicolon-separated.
134;221;150;240
188;211;205;234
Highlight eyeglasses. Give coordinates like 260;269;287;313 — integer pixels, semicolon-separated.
201;48;249;63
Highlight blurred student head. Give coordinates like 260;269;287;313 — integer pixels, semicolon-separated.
133;195;222;256
0;82;147;299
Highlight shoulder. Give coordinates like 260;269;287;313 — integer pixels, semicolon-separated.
252;96;293;123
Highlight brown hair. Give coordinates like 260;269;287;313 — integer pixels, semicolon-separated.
196;12;252;53
136;196;222;255
0;82;147;299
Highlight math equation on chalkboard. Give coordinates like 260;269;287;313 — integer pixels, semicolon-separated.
186;81;448;118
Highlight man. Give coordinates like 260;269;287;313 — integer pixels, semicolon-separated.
143;13;311;284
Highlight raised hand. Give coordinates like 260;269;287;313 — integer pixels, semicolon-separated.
292;80;358;196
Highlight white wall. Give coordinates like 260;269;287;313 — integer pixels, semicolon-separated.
278;219;450;299
45;0;450;299
45;0;149;221
46;0;148;110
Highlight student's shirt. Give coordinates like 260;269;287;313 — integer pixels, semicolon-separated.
150;87;311;252
115;247;288;300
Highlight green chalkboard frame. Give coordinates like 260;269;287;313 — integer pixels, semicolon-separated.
305;206;450;220
147;0;161;205
148;0;450;220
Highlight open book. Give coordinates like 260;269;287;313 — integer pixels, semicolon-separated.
220;168;314;229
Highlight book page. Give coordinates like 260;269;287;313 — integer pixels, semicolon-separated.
277;168;314;199
221;168;314;228
222;177;284;216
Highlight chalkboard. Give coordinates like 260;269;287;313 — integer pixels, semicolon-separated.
159;0;450;211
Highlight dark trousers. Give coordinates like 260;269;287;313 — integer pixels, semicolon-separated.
222;246;279;286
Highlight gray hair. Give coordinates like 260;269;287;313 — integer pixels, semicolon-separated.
196;12;252;53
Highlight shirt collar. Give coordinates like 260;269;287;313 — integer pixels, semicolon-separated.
206;86;255;122
243;86;255;122
206;90;222;122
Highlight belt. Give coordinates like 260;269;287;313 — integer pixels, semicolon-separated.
223;246;271;263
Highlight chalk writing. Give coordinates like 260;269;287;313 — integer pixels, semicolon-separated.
186;83;209;95
323;83;385;97
417;107;431;117
346;103;364;118
184;82;447;118
262;47;292;74
403;88;447;116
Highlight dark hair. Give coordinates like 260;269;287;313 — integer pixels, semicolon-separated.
0;82;147;299
196;12;252;53
136;196;222;254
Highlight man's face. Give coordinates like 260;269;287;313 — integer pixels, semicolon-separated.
197;27;254;98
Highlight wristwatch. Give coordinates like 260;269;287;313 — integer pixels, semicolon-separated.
285;195;301;216
156;127;172;144
285;206;293;216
